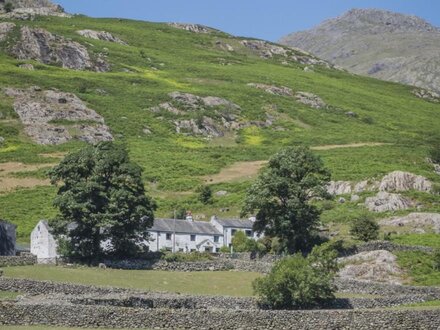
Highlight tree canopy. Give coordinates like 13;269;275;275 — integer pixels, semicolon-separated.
242;146;330;254
49;142;156;261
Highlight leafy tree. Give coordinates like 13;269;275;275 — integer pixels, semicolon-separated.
350;215;379;242
231;231;265;253
197;185;213;204
49;142;156;261
4;2;13;13
253;244;338;309
242;146;330;254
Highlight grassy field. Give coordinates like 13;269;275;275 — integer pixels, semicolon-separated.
3;266;260;296
0;290;20;300
396;251;440;286
0;14;439;242
391;234;440;249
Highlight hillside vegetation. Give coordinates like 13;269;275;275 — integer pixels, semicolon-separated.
0;13;439;242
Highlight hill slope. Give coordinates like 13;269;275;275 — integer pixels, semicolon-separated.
279;9;440;94
0;3;439;242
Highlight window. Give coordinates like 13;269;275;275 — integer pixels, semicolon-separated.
214;235;219;243
216;248;220;253
245;230;252;237
231;229;237;236
166;233;172;240
190;234;196;241
190;249;196;252
178;248;184;252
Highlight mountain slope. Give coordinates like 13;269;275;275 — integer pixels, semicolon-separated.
0;3;439;242
279;9;440;94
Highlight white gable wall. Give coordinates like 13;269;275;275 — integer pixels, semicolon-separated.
30;221;58;264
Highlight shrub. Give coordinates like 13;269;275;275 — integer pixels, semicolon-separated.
4;2;14;13
197;185;213;204
162;251;213;262
231;231;266;253
350;215;379;242
433;250;440;271
253;245;337;309
219;246;230;253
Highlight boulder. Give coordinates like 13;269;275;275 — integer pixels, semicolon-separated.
294;91;326;109
351;194;360;202
327;181;352;195
4;86;113;145
18;63;34;70
412;88;440;103
379;213;440;233
0;22;15;42
0;0;69;18
247;83;293;97
379;171;432;192
11;26;109;72
365;192;413;212
215;190;228;197
338;250;404;285
77;30;127;45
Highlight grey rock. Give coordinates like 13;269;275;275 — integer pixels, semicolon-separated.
0;0;69;18
215;190;228;197
18;63;34;70
247;83;293;96
4;87;112;145
77;30;127;45
327;181;352;195
379;171;432;192
167;23;220;34
365;192;413;212
295;91;326;109
338;197;346;204
11;26;109;72
351;194;360;202
345;111;357;117
412;88;440;103
280;8;440;94
0;22;15;42
379;213;440;234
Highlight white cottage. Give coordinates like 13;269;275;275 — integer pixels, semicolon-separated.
147;217;224;253
30;220;58;263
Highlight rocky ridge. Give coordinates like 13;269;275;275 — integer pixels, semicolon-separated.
4;86;113;145
0;0;70;18
280;9;440;93
380;213;440;234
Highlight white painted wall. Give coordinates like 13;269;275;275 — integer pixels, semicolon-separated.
147;231;223;253
30;221;58;263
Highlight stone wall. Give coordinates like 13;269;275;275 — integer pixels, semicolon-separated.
1;303;439;329
0;252;36;267
356;241;434;254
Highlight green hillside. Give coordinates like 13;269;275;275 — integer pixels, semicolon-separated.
0;14;439;242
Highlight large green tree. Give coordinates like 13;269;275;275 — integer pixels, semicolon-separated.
242;146;330;254
49;142;156;261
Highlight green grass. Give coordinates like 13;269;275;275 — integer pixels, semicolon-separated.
3;266;260;297
0;14;440;241
396;251;440;286
391;234;440;249
399;300;440;308
0;290;20;300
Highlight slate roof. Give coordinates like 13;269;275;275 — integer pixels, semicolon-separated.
150;218;222;235
212;218;254;229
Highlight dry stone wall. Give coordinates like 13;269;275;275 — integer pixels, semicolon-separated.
1;302;439;329
0;253;36;267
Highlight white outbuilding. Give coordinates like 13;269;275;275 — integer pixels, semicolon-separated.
30;220;58;264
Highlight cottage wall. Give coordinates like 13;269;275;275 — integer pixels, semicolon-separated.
30;221;58;263
147;231;223;252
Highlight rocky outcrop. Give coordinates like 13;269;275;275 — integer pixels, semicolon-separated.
4;86;112;145
412;88;440;103
379;171;432;192
327;181;352;195
168;23;219;34
76;30;127;45
11;26;109;72
0;0;70;18
379;213;440;233
151;92;245;137
247;83;293;97
294;91;326;109
0;22;15;42
338;250;404;285
240;39;331;67
365;192;413;212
